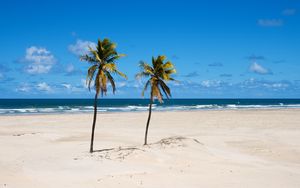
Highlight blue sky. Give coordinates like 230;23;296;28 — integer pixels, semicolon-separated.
0;0;299;98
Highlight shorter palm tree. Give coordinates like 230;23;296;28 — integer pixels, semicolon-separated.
136;55;176;145
81;38;127;153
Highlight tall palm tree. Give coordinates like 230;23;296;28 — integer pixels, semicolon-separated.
136;55;176;145
81;38;127;153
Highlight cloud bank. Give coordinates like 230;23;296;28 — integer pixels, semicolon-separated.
68;40;96;56
24;46;56;74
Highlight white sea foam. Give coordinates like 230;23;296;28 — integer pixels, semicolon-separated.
1;103;300;115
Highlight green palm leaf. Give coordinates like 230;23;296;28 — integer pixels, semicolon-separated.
86;64;98;91
136;55;176;103
142;80;151;97
106;72;116;94
158;79;171;98
80;38;127;96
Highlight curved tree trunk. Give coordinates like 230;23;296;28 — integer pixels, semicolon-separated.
90;93;98;153
144;94;153;145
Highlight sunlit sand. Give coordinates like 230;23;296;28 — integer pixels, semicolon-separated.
1;109;300;187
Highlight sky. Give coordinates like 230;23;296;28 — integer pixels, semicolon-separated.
0;0;299;98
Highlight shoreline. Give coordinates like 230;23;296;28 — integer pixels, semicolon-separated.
1;107;300;116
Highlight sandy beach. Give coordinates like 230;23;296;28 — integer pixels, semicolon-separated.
1;109;300;188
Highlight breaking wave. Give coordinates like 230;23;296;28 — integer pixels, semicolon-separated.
1;103;300;115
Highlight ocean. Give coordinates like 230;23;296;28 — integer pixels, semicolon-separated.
0;99;300;115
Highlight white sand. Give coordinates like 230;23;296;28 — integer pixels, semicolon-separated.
1;109;300;188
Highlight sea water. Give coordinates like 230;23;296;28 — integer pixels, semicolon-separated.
0;99;300;115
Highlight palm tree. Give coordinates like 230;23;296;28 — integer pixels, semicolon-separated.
81;38;127;153
136;55;176;145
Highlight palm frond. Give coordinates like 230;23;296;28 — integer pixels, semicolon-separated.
103;63;127;80
115;70;127;79
96;39;104;58
103;63;116;72
142;79;151;97
163;61;174;69
139;61;154;75
94;70;101;94
106;72;116;94
99;70;107;96
80;55;97;63
168;77;179;82
107;54;126;63
103;49;117;60
165;69;176;74
162;73;170;80
86;65;98;91
80;38;126;96
153;55;165;70
158;79;171;98
135;72;151;80
158;55;166;61
138;55;177;103
151;84;163;103
102;39;117;59
91;48;103;63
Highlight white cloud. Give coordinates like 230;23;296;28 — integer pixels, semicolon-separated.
37;82;52;92
201;80;222;88
258;19;283;27
263;83;289;89
27;64;52;74
68;40;96;56
24;46;56;74
61;83;83;92
240;78;291;91
249;62;270;74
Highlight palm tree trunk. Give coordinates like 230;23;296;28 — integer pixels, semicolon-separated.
144;94;153;145
90;93;98;153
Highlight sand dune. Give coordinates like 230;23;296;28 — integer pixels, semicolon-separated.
1;109;300;187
